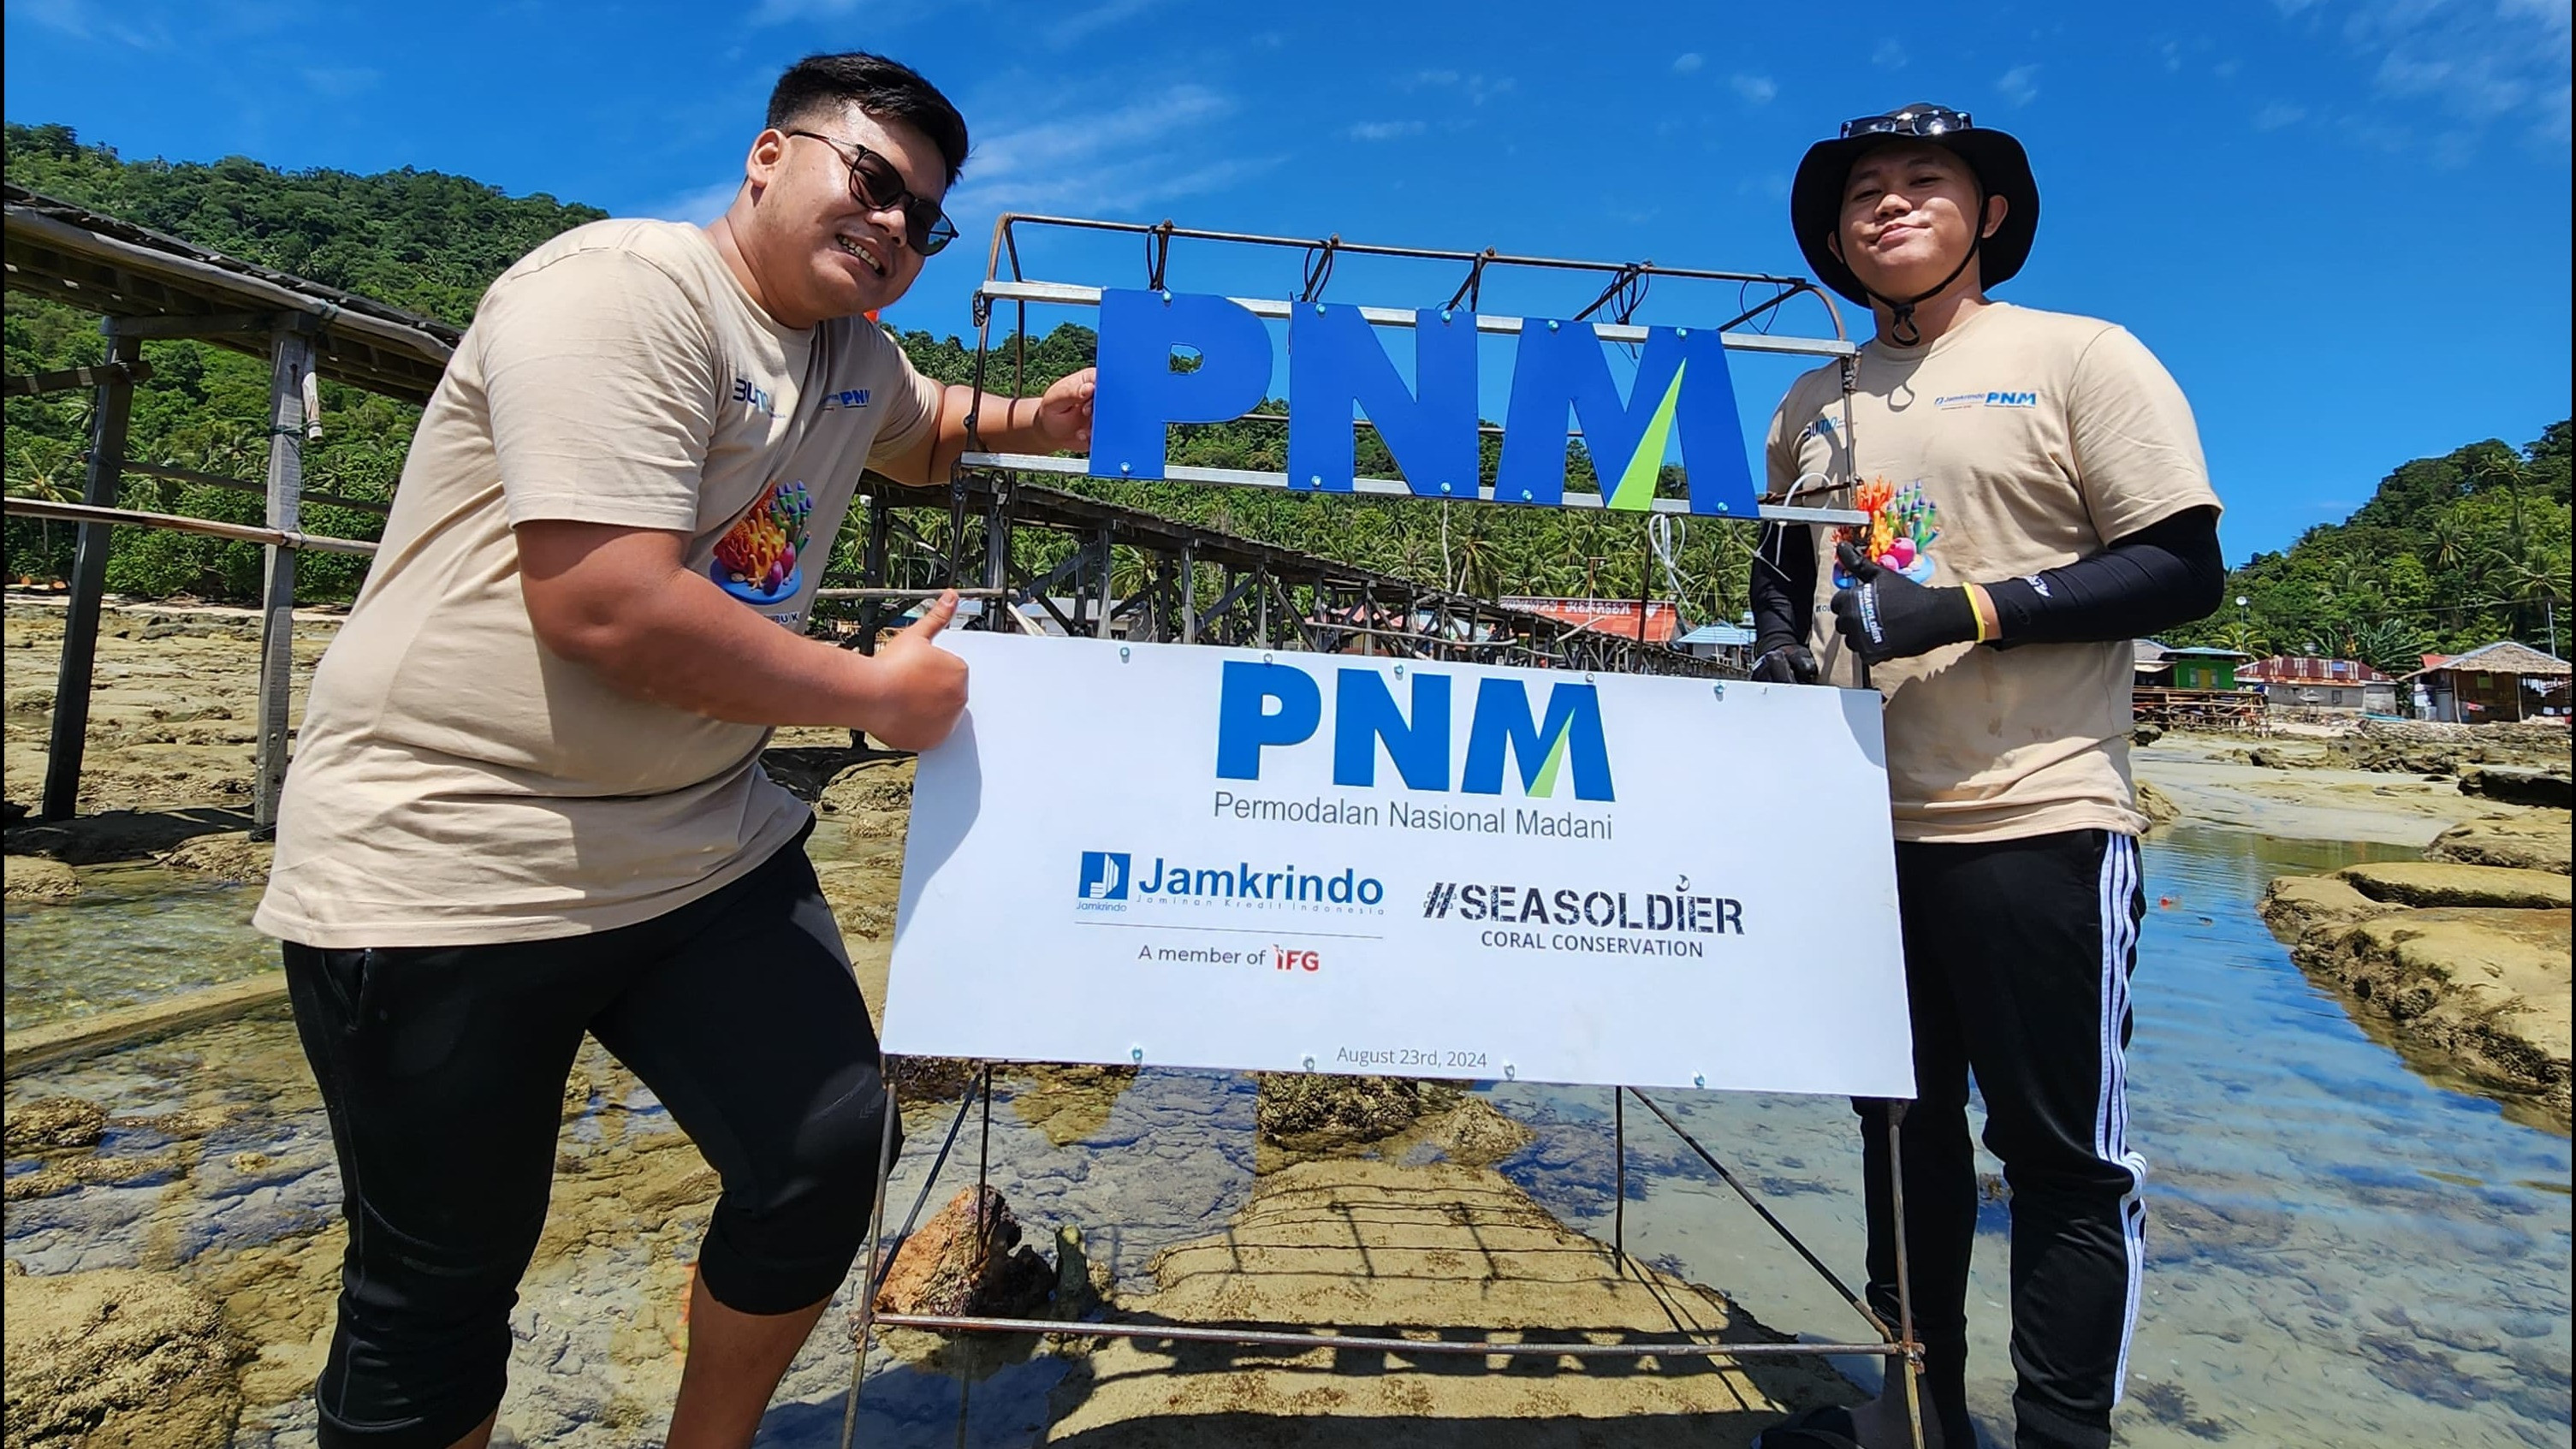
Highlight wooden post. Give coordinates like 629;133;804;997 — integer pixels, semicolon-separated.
1094;527;1114;639
252;327;312;835
39;325;141;822
1179;543;1197;644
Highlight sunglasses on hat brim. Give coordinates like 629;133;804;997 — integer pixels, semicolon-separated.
1838;105;1975;140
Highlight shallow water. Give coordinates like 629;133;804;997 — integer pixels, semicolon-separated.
1494;826;2573;1447
4;825;2568;1447
3;865;270;1031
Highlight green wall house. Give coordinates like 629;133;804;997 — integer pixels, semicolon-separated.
2163;647;2248;692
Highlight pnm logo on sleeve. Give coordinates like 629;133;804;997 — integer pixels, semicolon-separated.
710;478;813;609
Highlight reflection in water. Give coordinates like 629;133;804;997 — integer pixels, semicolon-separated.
4;826;2568;1447
1494;826;2570;1448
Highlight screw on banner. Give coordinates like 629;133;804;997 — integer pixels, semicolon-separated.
1119;646;1131;662
1131;1046;1145;1065
1302;1055;1316;1072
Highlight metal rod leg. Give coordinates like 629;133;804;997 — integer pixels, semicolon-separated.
840;1089;906;1449
1887;1099;1924;1449
1612;1088;1627;1270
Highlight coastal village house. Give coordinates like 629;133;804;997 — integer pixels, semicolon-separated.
2403;641;2574;722
2240;656;2399;716
2132;641;2262;728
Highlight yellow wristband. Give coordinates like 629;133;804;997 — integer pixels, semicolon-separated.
1967;587;1991;644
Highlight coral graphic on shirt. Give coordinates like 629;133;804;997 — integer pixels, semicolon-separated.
1832;476;1940;587
710;478;813;608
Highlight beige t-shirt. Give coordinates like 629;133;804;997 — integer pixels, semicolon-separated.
256;218;942;947
1766;302;2219;843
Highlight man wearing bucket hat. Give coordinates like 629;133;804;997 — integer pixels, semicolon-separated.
1748;105;2226;1449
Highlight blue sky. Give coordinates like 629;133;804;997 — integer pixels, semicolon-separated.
6;0;2568;561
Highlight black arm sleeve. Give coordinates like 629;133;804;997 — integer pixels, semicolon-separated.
1980;506;2225;645
1749;521;1817;648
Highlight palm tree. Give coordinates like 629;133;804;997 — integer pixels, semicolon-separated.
2486;549;2570;654
3;434;85;570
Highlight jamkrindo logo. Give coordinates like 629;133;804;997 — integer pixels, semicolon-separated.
1077;851;1131;904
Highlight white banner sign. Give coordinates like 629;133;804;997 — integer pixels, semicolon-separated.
884;633;1913;1097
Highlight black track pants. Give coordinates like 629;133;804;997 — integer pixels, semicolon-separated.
282;829;898;1449
1857;829;2146;1449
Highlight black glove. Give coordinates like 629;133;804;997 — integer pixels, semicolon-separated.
1830;543;1979;665
1749;638;1819;684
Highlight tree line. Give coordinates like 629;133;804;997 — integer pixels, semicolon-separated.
5;122;2567;665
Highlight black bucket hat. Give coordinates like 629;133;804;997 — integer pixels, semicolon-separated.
1790;104;2039;323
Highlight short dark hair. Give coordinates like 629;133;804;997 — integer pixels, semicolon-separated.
767;52;970;187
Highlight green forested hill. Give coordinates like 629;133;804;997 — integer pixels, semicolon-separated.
2162;424;2571;667
4;122;2567;662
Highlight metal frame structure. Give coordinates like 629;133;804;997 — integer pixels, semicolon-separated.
839;215;1920;1448
4;185;459;829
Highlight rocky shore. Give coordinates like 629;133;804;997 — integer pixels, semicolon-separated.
2255;817;2573;1131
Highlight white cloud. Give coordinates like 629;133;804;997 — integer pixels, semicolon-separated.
1672;52;1705;74
642;178;745;226
1045;0;1172;47
2282;0;2571;148
16;0;167;47
1346;120;1425;141
1873;38;1908;69
1729;73;1778;105
302;67;380;98
1407;69;1515;105
940;85;1279;223
2253;100;2308;129
1997;64;2042;106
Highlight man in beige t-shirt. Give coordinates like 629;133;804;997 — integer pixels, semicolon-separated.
1746;108;2223;1449
256;53;1095;1449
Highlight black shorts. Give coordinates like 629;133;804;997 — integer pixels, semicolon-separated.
282;828;896;1449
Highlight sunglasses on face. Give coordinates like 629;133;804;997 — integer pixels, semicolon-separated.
786;130;959;257
1839;105;1974;140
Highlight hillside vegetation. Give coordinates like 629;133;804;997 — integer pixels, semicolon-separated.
5;122;2567;662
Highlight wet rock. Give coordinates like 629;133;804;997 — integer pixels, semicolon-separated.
2293;907;2571;1126
2339;861;2572;911
875;1184;1056;1320
1010;1064;1140;1147
3;854;80;902
2247;745;2299;770
1052;1224;1109;1319
1417;1096;1535;1167
818;759;916;839
2130;720;2165;747
3;1096;107;1154
886;1054;982;1105
2458;766;2573;809
3;1147;187;1203
2;1268;245;1448
158;830;274;882
2135;779;2181;827
2429;815;2573;876
2258;874;2398;942
1255;1073;1463;1150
